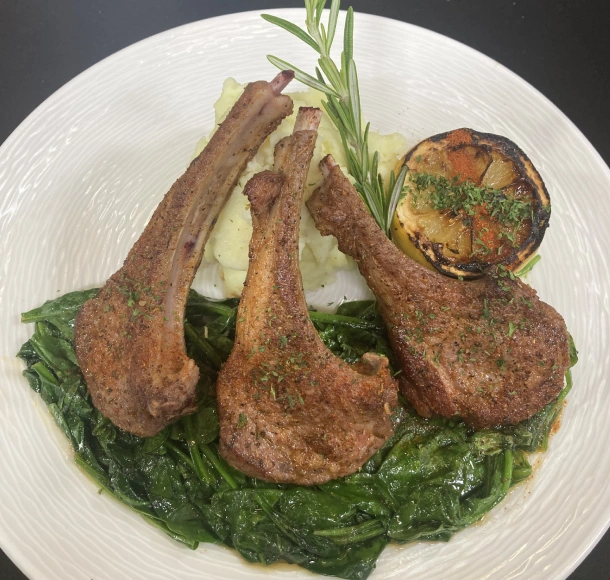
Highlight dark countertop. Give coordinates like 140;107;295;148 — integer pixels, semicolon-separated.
1;1;608;578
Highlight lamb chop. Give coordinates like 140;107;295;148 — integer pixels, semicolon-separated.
216;109;398;485
74;72;294;437
307;156;571;429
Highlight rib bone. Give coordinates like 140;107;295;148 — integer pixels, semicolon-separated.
74;72;294;437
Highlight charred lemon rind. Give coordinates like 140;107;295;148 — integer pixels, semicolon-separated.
392;128;551;279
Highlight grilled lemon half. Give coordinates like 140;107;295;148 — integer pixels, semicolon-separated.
392;128;551;278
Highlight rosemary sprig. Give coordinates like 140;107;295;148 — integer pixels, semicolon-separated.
262;0;407;236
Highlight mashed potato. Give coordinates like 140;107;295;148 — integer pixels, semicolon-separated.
196;78;407;297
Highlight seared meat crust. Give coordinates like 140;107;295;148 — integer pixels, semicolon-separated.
216;110;398;485
74;73;294;437
307;157;571;429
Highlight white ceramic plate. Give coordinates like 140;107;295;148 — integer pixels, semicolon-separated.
1;8;609;580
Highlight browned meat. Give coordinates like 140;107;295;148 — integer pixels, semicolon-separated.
307;156;571;429
74;72;295;437
216;109;398;485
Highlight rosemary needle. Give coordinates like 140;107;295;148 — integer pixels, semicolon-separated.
263;0;407;237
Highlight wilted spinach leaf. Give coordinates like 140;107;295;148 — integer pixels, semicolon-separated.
17;289;576;579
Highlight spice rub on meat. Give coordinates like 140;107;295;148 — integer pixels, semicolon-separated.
216;108;398;485
74;72;295;437
307;156;571;429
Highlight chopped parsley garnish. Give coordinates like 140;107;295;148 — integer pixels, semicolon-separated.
407;172;533;227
